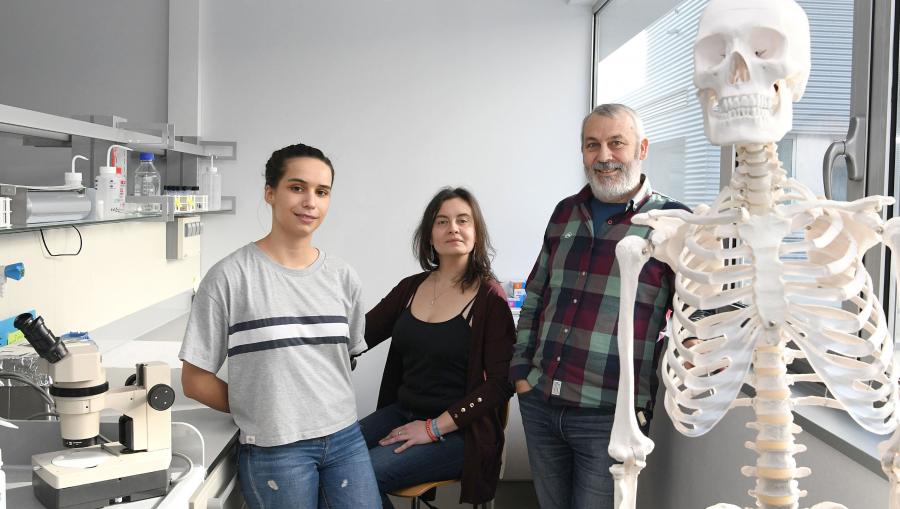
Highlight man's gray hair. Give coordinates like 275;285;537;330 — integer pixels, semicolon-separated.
580;103;646;145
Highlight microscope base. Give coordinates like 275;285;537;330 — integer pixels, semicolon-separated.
32;468;168;509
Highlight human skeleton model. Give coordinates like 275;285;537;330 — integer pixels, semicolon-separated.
607;1;900;508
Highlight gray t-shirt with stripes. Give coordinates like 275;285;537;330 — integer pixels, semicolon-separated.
179;242;366;446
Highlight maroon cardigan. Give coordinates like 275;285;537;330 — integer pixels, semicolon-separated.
365;272;516;504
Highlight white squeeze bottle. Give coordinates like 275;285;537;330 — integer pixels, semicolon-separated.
95;144;132;219
200;155;222;210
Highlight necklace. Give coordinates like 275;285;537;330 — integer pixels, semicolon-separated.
430;274;455;306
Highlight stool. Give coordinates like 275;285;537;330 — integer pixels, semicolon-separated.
389;478;491;508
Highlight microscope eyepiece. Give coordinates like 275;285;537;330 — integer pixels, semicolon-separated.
14;313;68;363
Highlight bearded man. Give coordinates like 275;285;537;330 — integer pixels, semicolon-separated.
510;103;689;509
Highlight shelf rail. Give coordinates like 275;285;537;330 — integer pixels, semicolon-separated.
0;103;235;159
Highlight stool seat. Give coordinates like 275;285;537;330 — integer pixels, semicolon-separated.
390;479;459;498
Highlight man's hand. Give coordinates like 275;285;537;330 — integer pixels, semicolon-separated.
682;338;701;370
515;379;533;395
378;420;433;454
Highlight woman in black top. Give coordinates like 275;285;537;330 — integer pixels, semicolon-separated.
360;187;516;508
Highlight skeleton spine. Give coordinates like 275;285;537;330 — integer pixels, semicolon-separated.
731;143;787;214
745;340;805;509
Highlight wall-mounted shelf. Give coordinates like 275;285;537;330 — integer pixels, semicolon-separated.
130;195;236;222
0;103;236;160
0;212;163;236
0;103;238;254
0;196;236;236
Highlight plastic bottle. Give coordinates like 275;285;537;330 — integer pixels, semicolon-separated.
111;146;127;204
95;166;122;219
134;153;161;197
94;145;131;219
200;155;222;210
1;449;7;509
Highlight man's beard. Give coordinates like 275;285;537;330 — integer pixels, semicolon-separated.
584;159;642;202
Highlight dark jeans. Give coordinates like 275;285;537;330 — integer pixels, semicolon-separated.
518;389;615;509
360;403;465;509
237;421;381;509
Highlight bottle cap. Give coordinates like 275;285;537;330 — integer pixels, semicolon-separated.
65;172;82;187
139;152;154;162
99;166;116;175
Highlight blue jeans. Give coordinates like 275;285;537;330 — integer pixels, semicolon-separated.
518;389;615;509
237;421;381;509
360;403;465;509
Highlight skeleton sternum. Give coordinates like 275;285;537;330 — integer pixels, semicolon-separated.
738;214;793;328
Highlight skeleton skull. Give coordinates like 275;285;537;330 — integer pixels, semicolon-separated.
693;0;811;146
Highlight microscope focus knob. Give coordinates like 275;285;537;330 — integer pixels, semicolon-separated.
147;384;176;411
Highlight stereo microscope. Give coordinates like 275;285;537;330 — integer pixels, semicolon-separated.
14;313;176;509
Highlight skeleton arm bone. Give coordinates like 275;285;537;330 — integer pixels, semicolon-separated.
609;236;657;509
878;216;900;509
633;207;742;228
778;195;895;218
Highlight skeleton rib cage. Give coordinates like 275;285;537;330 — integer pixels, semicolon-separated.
615;142;900;508
660;147;896;439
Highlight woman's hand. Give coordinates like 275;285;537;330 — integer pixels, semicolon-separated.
378;420;433;454
514;379;533;395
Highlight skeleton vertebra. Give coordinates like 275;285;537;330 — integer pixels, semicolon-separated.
608;1;900;508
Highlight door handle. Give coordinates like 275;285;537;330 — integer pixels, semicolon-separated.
823;115;866;199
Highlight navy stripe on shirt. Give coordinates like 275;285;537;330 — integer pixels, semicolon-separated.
228;335;349;357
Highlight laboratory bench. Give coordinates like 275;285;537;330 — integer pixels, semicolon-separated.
1;310;243;508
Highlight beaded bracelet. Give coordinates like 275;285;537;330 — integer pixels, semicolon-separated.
424;419;438;442
430;418;445;442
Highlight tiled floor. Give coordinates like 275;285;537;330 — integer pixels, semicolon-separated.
387;481;540;509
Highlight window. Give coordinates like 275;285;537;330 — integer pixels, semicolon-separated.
592;0;854;207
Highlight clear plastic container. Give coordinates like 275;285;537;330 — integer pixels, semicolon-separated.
133;153;161;214
200;165;222;210
133;152;161;197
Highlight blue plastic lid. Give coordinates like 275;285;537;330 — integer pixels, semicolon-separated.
139;152;154;161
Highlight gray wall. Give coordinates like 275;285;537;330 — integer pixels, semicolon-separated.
0;0;169;186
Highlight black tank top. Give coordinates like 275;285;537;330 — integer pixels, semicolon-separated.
392;291;475;417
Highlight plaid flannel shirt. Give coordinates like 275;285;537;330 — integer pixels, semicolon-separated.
511;177;689;410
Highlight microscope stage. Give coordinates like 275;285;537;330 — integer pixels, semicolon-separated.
32;443;171;489
50;449;110;469
30;444;171;509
